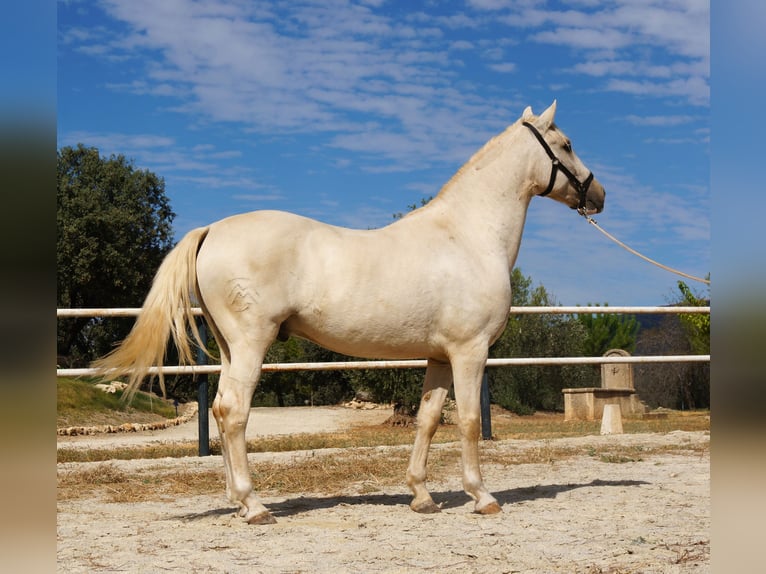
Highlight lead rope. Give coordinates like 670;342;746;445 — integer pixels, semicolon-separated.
580;212;710;285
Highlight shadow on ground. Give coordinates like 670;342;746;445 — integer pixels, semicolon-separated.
176;478;648;521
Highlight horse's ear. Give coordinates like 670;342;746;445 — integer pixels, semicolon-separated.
522;106;534;120
535;100;557;131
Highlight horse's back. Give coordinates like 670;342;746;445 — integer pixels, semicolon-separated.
195;209;427;338
196;209;376;286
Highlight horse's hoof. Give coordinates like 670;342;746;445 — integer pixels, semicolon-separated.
411;500;441;514
246;511;277;525
476;501;502;515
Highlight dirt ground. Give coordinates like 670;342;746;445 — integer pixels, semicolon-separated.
57;408;709;573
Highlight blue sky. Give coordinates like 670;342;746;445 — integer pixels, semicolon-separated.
57;0;710;306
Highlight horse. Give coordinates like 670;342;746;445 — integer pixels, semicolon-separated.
94;101;605;524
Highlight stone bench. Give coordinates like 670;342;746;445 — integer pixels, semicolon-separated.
563;349;647;421
562;386;646;421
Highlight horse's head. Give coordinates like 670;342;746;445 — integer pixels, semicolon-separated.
521;101;605;215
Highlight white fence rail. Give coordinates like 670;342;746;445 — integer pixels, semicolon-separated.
56;306;710;378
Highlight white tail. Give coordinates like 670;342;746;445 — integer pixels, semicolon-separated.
92;226;209;399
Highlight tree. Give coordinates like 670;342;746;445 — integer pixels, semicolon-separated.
676;280;710;355
634;315;709;409
577;304;638;356
632;280;710;410
57;144;175;366
345;362;426;416
253;339;356;407
392;197;432;221
488;268;592;414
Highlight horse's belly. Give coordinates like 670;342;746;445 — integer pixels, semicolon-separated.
282;310;439;360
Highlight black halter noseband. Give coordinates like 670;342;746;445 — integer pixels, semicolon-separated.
522;121;594;213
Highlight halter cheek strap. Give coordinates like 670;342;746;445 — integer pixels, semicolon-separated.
522;121;594;211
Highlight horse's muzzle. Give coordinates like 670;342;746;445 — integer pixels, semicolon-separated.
583;179;605;214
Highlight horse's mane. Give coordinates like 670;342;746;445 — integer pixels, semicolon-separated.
432;118;522;201
395;116;527;221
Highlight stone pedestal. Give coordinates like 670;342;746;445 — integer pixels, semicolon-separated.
600;404;623;435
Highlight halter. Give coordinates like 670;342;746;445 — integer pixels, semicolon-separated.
522;121;594;214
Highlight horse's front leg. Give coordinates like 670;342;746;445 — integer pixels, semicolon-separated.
451;351;502;515
406;360;452;513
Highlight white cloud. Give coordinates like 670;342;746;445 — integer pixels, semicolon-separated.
624;114;699;127
58;129;264;194
606;76;709;106
231;193;285;201
77;0;514;168
488;62;516;73
531;27;631;51
572;60;672;79
467;0;540;10
60;131;175;152
449;40;475;51
63;0;708;174
496;0;709;107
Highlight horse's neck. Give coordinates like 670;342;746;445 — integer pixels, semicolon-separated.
423;127;536;267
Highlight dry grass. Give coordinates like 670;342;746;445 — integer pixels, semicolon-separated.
57;464;226;504
58;442;205;463
57;439;707;504
57;409;710;464
58;410;709;504
489;408;711;440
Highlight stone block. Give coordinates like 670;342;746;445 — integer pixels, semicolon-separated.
601;349;634;390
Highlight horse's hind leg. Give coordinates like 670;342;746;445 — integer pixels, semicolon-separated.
212;356;237;506
213;339;276;525
212;353;247;516
406;360;452;513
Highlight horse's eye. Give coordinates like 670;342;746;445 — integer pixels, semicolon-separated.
563;141;572;153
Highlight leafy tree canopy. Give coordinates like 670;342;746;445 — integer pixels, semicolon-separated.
576;303;639;357
57;144;175;364
676;279;710;355
489;268;592;414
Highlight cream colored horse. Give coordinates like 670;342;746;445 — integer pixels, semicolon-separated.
95;101;605;524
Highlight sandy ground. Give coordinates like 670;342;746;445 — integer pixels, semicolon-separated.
57;408;709;573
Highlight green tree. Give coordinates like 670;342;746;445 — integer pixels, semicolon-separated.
57;144;175;366
676;280;710;354
575;304;638;385
345;362;426;416
576;304;638;357
392;196;432;220
253;339;355;407
488;268;592;414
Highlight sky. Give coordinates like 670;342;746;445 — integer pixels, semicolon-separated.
57;0;710;306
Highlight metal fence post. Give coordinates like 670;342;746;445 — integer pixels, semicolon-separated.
480;370;492;440
196;319;210;456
